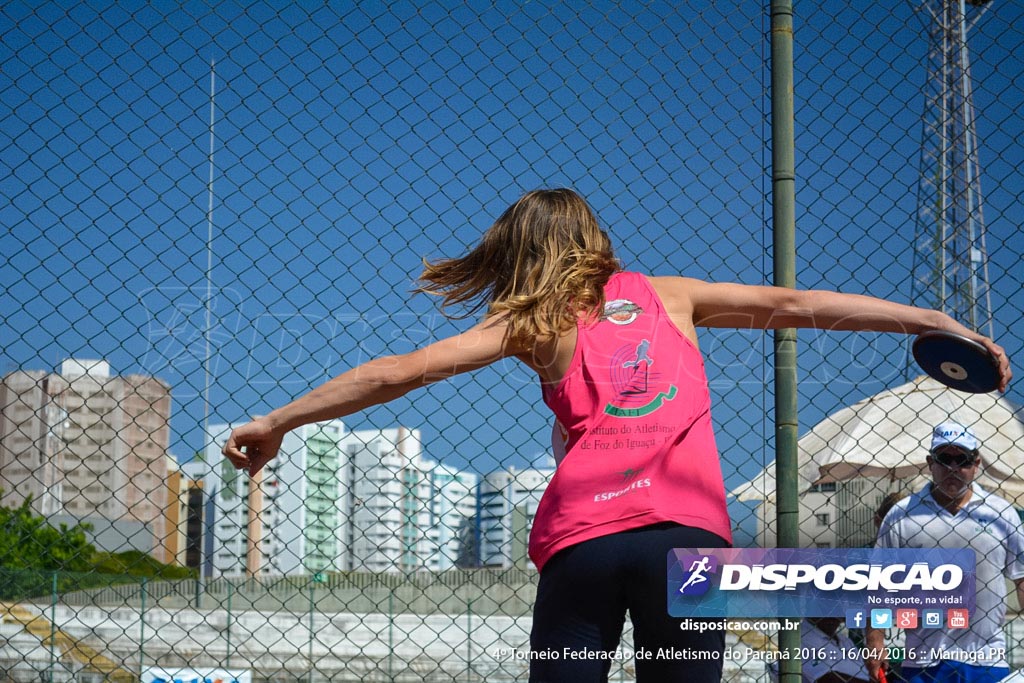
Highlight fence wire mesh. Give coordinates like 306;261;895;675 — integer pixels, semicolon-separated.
1;1;1022;682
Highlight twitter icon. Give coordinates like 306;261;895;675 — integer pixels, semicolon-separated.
871;609;893;628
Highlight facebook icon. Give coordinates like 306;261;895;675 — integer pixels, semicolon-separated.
846;609;866;629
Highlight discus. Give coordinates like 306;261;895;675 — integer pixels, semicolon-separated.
912;330;1000;394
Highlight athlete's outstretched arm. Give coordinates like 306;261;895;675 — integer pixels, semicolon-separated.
657;277;1011;391
222;315;520;475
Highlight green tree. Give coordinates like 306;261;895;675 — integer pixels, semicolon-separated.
0;497;95;572
0;496;195;600
0;496;95;598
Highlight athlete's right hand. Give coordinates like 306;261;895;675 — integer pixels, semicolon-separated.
222;418;285;477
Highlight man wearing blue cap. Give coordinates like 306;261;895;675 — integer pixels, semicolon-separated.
865;422;1024;683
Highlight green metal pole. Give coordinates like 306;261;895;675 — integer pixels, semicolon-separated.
387;590;394;682
771;1;801;682
308;578;314;683
139;577;146;678
226;579;232;669
466;598;472;682
49;571;56;683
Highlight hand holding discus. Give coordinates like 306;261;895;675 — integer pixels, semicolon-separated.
912;329;1011;393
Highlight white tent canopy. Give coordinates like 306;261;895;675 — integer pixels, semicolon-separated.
730;375;1024;505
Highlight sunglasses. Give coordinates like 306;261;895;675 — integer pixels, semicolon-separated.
930;453;978;469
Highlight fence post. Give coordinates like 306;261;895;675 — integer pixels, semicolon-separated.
771;0;801;681
387;589;394;682
138;577;147;677
465;598;473;683
308;577;314;683
226;578;232;669
49;571;57;683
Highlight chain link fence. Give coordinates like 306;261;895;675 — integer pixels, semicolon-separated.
1;1;1022;682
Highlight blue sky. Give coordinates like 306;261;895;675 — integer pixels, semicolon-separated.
2;1;1022;544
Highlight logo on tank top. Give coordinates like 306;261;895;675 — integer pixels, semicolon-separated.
604;338;678;418
618;467;644;481
601;299;643;325
594;470;652;502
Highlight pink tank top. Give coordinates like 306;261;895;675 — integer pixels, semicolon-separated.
530;271;732;570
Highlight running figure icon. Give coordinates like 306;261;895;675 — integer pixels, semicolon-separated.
620;339;654;395
623;339;653;368
678;556;712;594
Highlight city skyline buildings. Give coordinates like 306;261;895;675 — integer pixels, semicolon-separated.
0;356;554;576
0;359;170;554
192;420;508;576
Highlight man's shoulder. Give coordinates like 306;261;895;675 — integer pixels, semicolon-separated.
971;485;1018;516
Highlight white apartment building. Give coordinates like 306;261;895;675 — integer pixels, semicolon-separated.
342;426;434;572
198;419;348;577
339;427;479;572
477;466;553;569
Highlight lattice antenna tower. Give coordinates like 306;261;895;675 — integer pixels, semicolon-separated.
910;0;994;339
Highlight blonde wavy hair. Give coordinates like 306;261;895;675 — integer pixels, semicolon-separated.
417;189;621;343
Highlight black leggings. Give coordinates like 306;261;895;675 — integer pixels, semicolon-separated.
529;523;729;683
